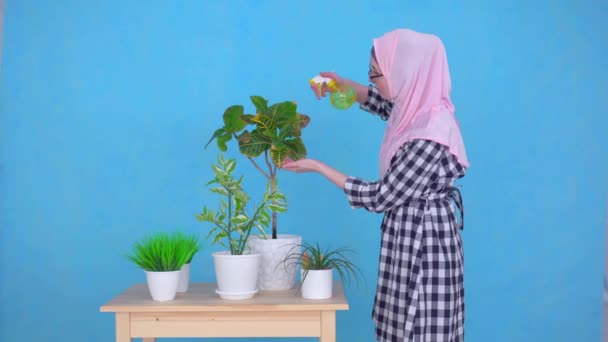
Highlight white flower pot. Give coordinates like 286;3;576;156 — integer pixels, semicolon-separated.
145;270;180;301
177;263;190;292
301;269;333;300
212;251;260;300
246;234;301;291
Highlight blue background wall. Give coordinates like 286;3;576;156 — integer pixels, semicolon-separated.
1;1;607;341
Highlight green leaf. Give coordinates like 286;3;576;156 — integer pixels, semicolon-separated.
212;230;228;245
270;145;289;166
284;138;307;160
261;209;270;223
268;101;297;123
210;187;229;196
250;96;269;114
223;105;247;133
205;128;225;149
262;128;278;140
234;197;245;211
250;113;274;129
273;141;287;150
277;113;310;139
231;215;248;224
226;159;236;174
237;129;271;157
217;131;232;152
268;203;287;213
292;113;311;133
258;214;269;226
295;113;310;129
233;190;249;204
241;114;255;123
211;163;227;177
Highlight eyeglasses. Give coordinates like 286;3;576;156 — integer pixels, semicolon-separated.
369;63;383;80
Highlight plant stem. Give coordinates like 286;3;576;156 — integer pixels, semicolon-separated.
264;150;278;239
265;151;274;178
232;133;271;179
238;195;271;253
272;211;277;239
271;176;277;239
228;192;234;254
248;157;271;179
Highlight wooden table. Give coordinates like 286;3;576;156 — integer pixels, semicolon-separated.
100;282;349;341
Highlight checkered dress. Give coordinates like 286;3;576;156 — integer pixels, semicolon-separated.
343;85;466;341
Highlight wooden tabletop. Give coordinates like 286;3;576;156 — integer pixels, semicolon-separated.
100;282;349;313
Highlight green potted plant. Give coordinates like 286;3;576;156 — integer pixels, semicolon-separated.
176;233;201;293
196;153;286;300
205;96;310;291
125;231;199;301
281;241;365;300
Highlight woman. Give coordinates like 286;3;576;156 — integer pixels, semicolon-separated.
281;28;470;341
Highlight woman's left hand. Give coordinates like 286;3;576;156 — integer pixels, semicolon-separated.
281;158;347;189
280;158;320;173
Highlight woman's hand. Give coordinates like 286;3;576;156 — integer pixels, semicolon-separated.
280;158;321;173
310;71;369;104
281;158;347;189
310;72;345;99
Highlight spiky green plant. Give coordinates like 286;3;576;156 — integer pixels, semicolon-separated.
125;231;200;272
177;231;201;264
196;153;286;255
280;241;366;290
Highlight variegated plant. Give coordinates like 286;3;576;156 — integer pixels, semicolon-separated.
195;154;286;255
205;96;310;239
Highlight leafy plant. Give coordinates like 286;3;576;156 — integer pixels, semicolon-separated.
126;231;200;272
280;241;365;290
205;96;310;239
196;153;287;255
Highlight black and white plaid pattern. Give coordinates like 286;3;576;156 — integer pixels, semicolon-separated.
344;138;466;342
360;85;394;121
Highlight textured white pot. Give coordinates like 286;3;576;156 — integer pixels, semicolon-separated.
145;270;180;301
301;269;333;300
246;234;302;290
177;263;190;292
212;251;260;300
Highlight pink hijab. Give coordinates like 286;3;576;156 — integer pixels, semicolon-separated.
374;28;469;176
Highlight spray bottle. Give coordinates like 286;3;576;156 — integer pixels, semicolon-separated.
309;75;357;110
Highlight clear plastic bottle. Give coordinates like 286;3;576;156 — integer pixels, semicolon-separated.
309;75;357;110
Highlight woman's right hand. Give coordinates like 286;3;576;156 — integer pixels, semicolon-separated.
310;71;345;99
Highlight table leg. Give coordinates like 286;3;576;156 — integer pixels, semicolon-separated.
115;312;131;342
320;311;336;342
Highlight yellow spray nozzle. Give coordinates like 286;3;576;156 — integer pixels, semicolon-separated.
310;75;339;92
326;80;339;92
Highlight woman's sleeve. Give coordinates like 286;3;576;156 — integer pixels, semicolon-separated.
343;140;443;213
359;85;393;121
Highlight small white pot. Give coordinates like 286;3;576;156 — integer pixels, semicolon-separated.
212;251;260;300
145;270;180;301
246;234;302;291
177;263;190;292
301;269;333;300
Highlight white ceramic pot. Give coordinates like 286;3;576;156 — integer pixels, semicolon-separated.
145;270;180;301
212;251;260;300
177;263;190;292
246;234;302;291
301;269;333;300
